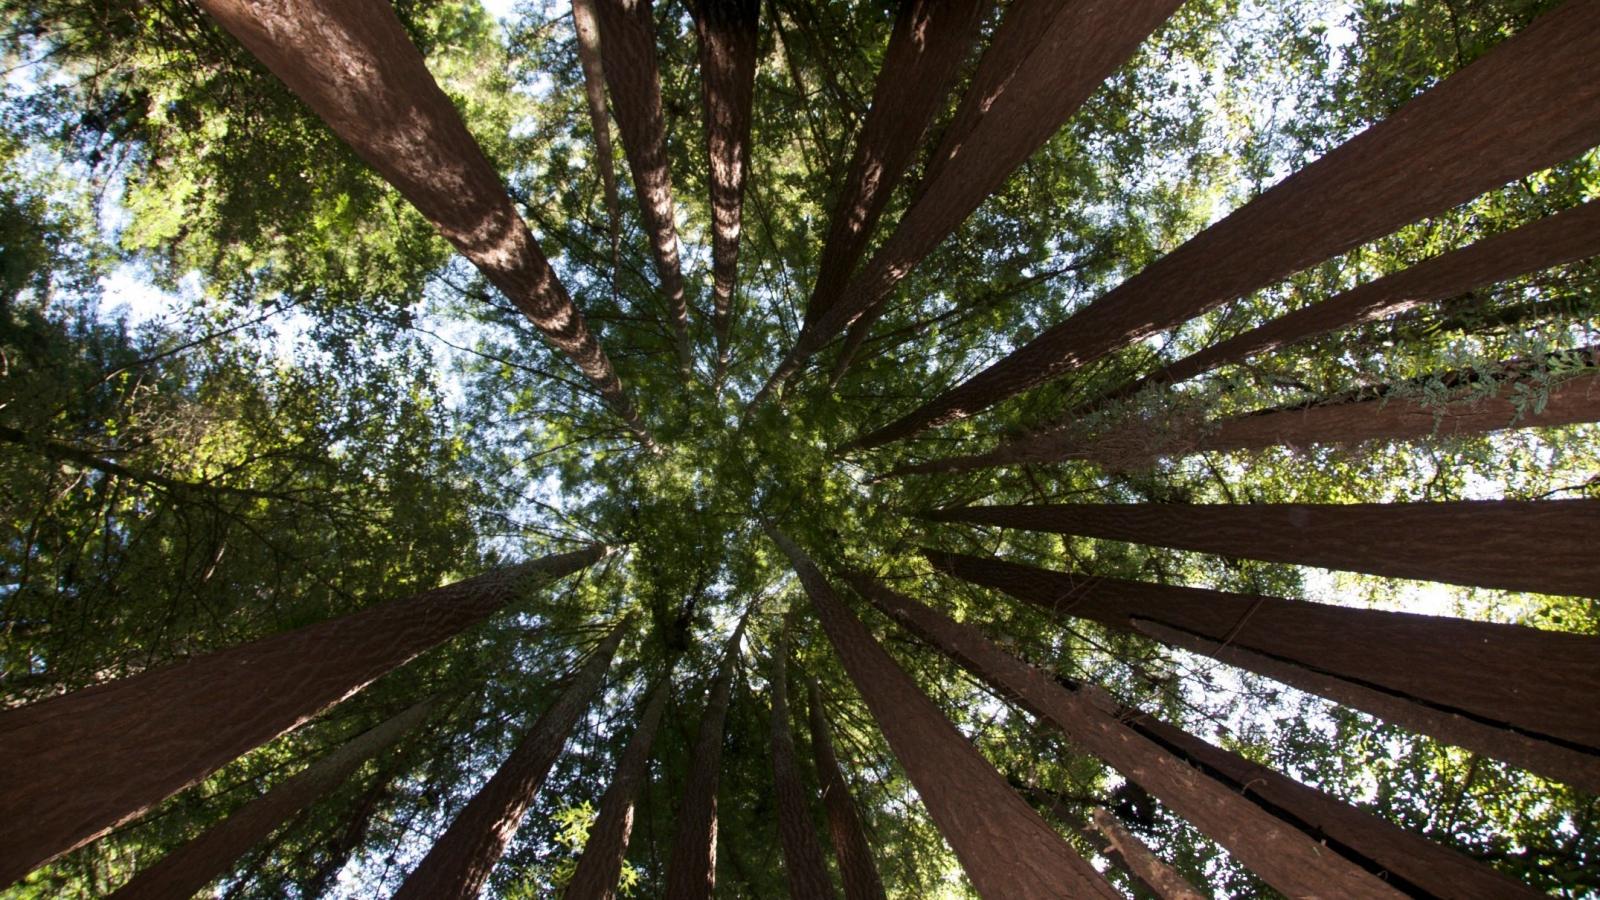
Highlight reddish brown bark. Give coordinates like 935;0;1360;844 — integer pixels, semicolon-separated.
394;620;630;900
110;698;435;900
573;0;622;266
846;572;1406;899
806;678;888;900
1087;809;1206;900
928;499;1600;597
564;672;674;900
592;0;693;376
0;546;605;886
663;619;747;900
769;636;837;899
850;1;1600;450
195;0;652;446
765;526;1120;899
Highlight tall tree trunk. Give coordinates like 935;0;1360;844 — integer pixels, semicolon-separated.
922;550;1600;791
755;0;1182;405
845;573;1407;899
591;0;694;377
848;0;1600;450
564;671;674;900
765;526;1121;899
298;760;404;898
109;698;436;900
1086;808;1207;900
195;0;653;446
572;0;623;273
768;634;837;899
927;499;1600;597
0;545;606;886
394;620;631;900
1020;788;1182;900
691;0;760;389
806;678;888;900
663;618;748;900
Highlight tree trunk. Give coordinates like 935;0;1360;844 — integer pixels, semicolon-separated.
765;526;1121;899
845;572;1406;899
1087;809;1207;900
927;499;1600;597
848;0;1600;450
806;678;888;900
394;620;631;900
691;0;760;388
195;0;652;446
564;672;674;900
0;545;606;886
592;0;694;377
663;619;748;900
922;549;1600;792
110;698;436;900
298;760;403;898
572;0;622;271
769;634;837;899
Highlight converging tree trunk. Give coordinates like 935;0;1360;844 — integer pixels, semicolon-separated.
769;634;837;899
109;698;436;900
1086;808;1207;900
765;526;1122;899
807;678;888;900
850;0;1600;450
0;545;606;886
195;0;653;446
394;620;631;900
573;0;623;267
298;763;403;898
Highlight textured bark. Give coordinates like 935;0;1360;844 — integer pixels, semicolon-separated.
851;0;1600;449
663;619;747;900
807;678;888;900
1087;809;1206;900
110;699;436;900
573;0;622;266
766;527;1120;899
592;0;693;376
0;545;605;886
195;0;651;446
846;572;1405;899
928;499;1600;597
394;620;630;900
691;0;760;387
769;636;837;899
924;550;1600;791
564;673;674;900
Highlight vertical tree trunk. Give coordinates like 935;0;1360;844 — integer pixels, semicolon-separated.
572;0;623;270
1087;808;1206;900
691;0;760;388
769;634;837;899
394;620;631;900
109;698;436;900
564;671;674;900
0;546;606;886
845;572;1407;899
592;0;694;376
806;678;888;900
922;550;1600;792
849;0;1600;450
195;0;652;446
663;619;748;900
765;526;1121;899
927;499;1600;597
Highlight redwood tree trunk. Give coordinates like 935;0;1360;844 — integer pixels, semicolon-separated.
195;0;652;445
394;620;631;900
573;0;623;266
806;678;888;900
765;526;1121;899
769;635;837;899
110;698;436;900
299;762;402;898
1087;808;1207;900
0;545;605;886
850;0;1600;450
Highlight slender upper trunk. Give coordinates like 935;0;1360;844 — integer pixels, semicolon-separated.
806;678;888;900
564;671;674;900
663;619;748;900
691;0;760;388
394;620;631;900
923;549;1600;792
592;0;694;377
299;761;403;898
845;572;1407;899
769;635;837;899
110;698;436;900
1087;809;1207;900
927;499;1600;597
849;1;1600;450
195;0;652;446
765;526;1121;899
572;0;623;271
0;545;606;886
